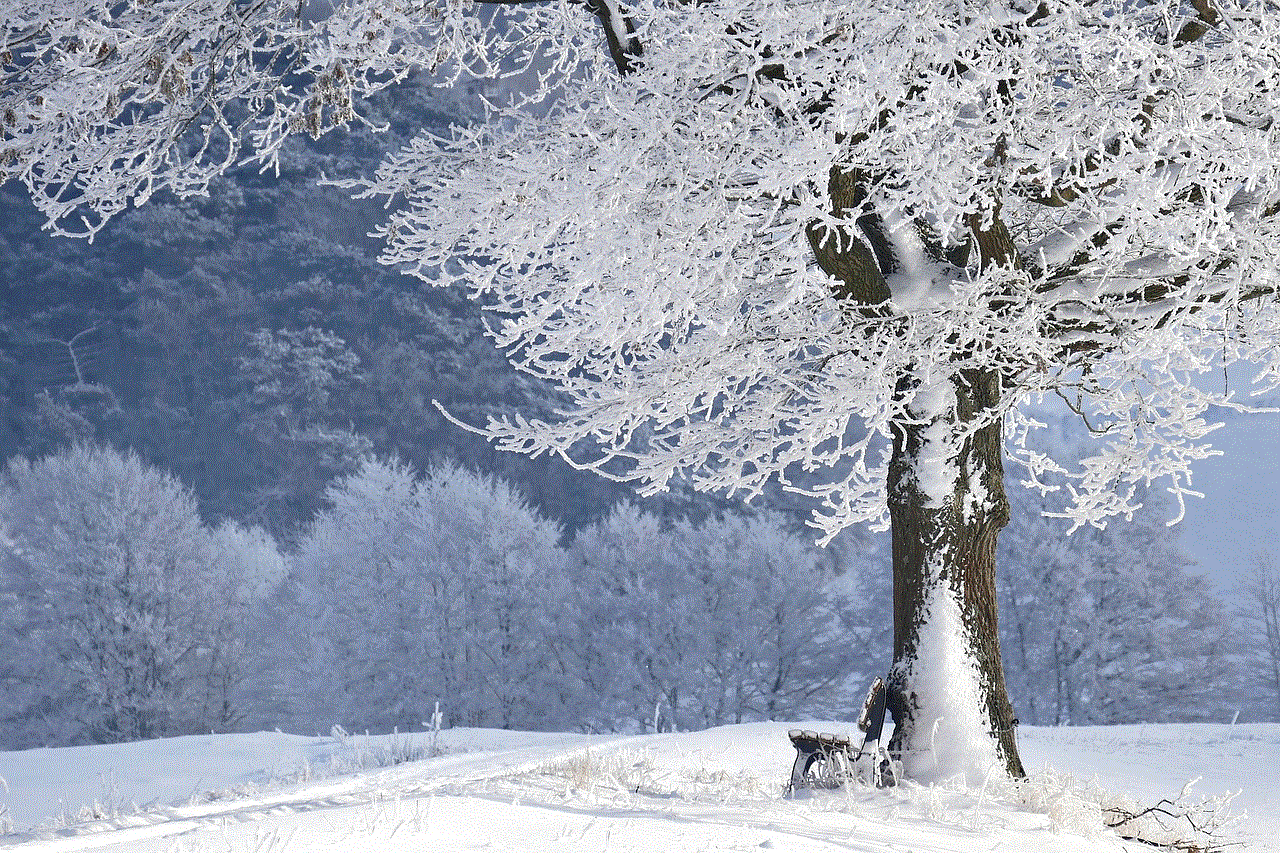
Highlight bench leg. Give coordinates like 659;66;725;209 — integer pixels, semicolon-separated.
788;746;818;794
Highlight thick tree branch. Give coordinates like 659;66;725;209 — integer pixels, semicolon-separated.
584;0;644;76
1042;255;1279;365
470;0;642;76
806;167;893;307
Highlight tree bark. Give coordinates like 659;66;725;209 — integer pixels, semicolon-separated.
884;368;1026;780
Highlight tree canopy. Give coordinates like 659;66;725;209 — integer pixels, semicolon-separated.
357;0;1278;532
4;0;1276;528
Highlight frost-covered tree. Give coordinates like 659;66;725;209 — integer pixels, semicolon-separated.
1239;552;1280;721
196;520;288;732
565;504;857;731
5;0;1280;779
999;481;1232;726
2;444;209;742
288;457;423;730
0;522;75;745
0;444;281;745
289;457;565;731
687;511;856;725
237;326;372;532
415;462;568;728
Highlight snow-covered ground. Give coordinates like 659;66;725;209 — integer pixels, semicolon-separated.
0;722;1275;852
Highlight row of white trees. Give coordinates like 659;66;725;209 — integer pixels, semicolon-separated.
0;443;1268;747
0;446;861;743
283;459;861;734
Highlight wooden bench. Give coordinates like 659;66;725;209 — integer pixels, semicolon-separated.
786;677;898;792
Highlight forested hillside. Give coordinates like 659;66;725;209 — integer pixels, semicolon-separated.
0;76;635;540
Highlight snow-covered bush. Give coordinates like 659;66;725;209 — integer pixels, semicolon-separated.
1102;784;1239;853
1006;770;1238;853
0;444;284;746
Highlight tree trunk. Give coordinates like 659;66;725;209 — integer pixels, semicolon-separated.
884;368;1026;781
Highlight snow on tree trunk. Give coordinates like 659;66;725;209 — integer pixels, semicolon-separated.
886;370;1024;782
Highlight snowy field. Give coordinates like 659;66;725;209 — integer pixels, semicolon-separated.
1;722;1276;852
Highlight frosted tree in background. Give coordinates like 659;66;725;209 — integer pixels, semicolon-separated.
566;505;855;731
999;480;1231;726
415;462;568;728
682;511;857;725
197;520;288;732
0;520;75;745
5;0;1280;779
289;457;428;730
1240;552;1280;721
2;445;210;741
238;326;371;532
0;444;282;745
290;457;565;731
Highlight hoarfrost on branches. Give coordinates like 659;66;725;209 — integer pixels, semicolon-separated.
1;0;530;237
352;0;1280;539
4;0;1278;534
